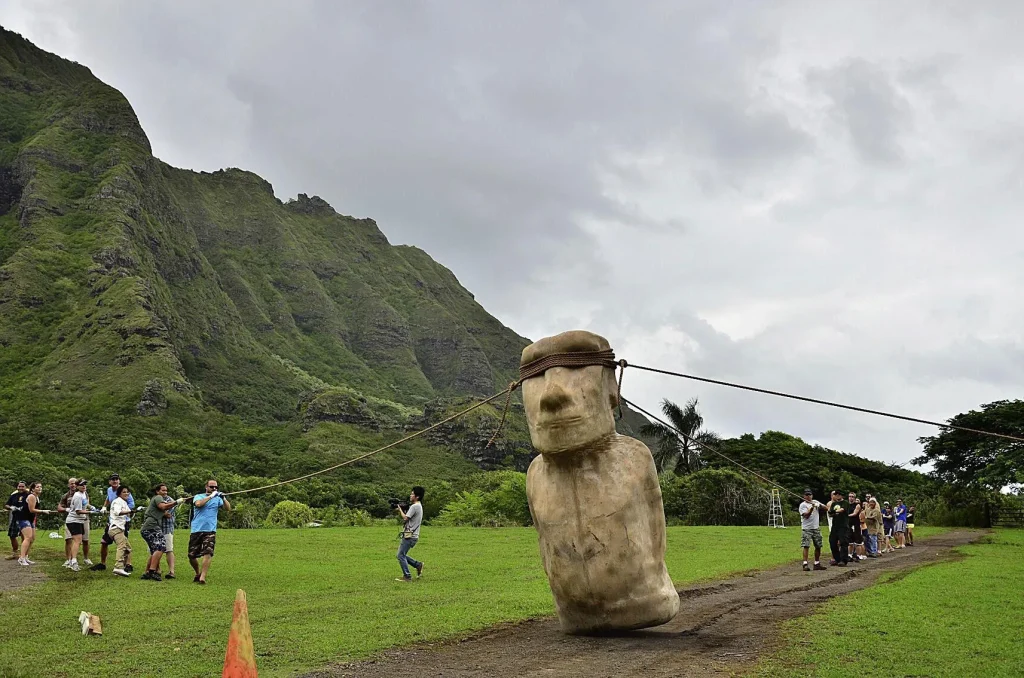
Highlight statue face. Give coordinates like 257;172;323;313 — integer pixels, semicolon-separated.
522;364;617;454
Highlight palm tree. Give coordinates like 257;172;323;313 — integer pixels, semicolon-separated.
639;397;721;474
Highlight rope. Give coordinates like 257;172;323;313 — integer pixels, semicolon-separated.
519;349;618;382
485;382;520;449
615;359;627;420
214;388;512;498
486;349;622;448
628;364;1024;445
622;396;805;501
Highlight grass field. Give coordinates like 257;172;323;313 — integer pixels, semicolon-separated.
0;524;839;677
758;529;1024;677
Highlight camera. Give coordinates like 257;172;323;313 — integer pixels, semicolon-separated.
388;497;408;510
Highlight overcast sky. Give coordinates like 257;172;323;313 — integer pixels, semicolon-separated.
4;1;1023;469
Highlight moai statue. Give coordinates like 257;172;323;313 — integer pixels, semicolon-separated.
521;330;679;634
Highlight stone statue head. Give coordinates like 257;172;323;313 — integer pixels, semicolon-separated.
520;330;619;454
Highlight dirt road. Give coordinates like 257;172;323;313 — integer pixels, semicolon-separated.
308;529;983;678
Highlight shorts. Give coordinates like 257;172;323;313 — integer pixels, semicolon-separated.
7;520;19;540
141;528;166;554
907;523;915;529
164;532;174;553
895;520;907;533
884;524;894;537
66;523;85;537
101;526;113;546
63;521;90;541
849;527;863;544
801;528;823;549
15;519;33;531
188;531;217;559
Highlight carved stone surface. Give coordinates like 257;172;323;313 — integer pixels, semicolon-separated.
522;330;679;634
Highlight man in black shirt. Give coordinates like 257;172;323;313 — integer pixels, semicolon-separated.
847;493;864;561
5;481;27;560
827;490;851;567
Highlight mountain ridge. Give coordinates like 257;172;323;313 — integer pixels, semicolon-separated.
0;26;657;514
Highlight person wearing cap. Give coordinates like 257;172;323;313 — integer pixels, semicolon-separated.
799;489;827;571
94;474;135;572
59;477;94;568
826;490;851;566
64;479;93;572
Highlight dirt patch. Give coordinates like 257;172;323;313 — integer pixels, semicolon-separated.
307;530;984;678
0;554;47;594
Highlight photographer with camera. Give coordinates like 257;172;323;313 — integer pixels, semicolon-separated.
394;486;425;582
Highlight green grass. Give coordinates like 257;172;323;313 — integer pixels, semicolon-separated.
758;529;1024;677
0;525;821;677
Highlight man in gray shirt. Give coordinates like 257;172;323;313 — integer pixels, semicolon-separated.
395;486;425;581
799;488;826;572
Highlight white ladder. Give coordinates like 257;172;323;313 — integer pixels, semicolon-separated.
768;488;785;528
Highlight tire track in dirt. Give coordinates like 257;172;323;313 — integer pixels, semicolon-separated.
307;530;984;678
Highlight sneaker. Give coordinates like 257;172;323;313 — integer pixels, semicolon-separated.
140;571;153;580
62;559;71;568
17;558;30;566
416;563;424;578
113;568;130;577
835;562;847;567
165;573;175;579
395;577;412;582
802;563;811;571
193;575;201;583
150;572;163;582
813;563;827;571
24;558;35;564
124;564;134;573
83;559;93;566
90;563;106;571
69;562;80;572
5;553;18;560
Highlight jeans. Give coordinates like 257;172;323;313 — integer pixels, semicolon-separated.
867;534;879;555
396;537;422;579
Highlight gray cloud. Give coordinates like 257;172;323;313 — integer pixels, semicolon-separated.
4;0;1023;469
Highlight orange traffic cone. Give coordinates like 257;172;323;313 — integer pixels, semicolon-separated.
223;589;258;677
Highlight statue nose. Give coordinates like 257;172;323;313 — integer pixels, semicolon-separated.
539;379;573;413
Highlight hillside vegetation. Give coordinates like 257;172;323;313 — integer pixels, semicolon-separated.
0;27;664;514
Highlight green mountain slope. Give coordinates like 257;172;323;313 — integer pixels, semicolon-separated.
0;27;655;518
0;26;545;508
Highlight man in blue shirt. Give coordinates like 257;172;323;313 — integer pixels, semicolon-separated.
894;499;908;548
188;479;230;585
93;474;135;572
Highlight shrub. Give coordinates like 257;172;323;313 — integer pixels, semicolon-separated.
315;505;374;527
265;500;314;528
434;471;531;527
661;468;772;526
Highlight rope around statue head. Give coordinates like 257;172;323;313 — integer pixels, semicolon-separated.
485;348;627;449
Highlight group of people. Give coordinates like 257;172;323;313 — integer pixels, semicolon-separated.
5;474;230;584
799;489;916;570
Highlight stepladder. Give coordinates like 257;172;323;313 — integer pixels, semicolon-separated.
768;488;785;528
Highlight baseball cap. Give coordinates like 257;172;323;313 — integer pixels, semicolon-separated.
803;488;813;495
109;474;120;481
76;479;88;487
